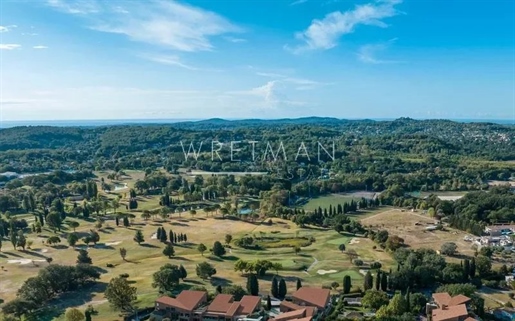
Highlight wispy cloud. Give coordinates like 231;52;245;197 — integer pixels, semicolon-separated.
0;44;21;50
290;0;308;6
357;38;401;64
33;45;49;49
289;0;403;53
224;36;247;43
0;25;17;33
231;81;308;109
47;0;99;14
47;0;242;52
22;33;39;36
256;72;327;90
141;54;199;70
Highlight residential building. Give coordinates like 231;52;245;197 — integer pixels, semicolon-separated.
154;290;208;321
204;294;261;321
428;292;471;321
290;287;331;311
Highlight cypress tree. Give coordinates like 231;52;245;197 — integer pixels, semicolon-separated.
364;271;373;291
115;216;119;226
405;288;411;312
278;278;287;299
343;275;352;294
381;272;388;291
271;276;279;298
169;230;174;244
247;274;259;296
470;258;476;278
184;234;188;242
296;278;302;290
463;259;470;280
375;271;381;291
160;228;167;243
156;227;162;240
266;295;272;311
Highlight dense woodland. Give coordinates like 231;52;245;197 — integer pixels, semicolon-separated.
0;118;514;320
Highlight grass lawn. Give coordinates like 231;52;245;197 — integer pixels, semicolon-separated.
0;211;389;321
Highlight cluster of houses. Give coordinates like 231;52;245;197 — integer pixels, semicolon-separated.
150;287;331;321
462;225;515;249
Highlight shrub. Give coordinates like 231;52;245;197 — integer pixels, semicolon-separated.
353;259;364;266
106;263;114;268
119;273;129;278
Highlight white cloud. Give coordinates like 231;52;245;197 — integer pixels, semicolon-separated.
0;25;17;33
141;54;199;70
290;0;402;53
47;0;242;52
47;0;100;14
22;33;39;36
224;36;247;43
256;72;326;90
357;38;401;64
0;44;21;50
33;45;49;49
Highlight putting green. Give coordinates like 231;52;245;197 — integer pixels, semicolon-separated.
326;236;351;245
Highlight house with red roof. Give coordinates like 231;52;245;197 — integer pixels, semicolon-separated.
428;292;474;321
154;290;208;321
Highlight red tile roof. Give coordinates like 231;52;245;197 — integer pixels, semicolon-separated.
239;295;261;314
432;293;452;307
208;294;234;313
464;318;476;321
432;304;468;321
155;291;207;311
448;294;471;307
207;294;260;317
292;288;330;309
273;309;307;321
290;317;312;321
280;301;315;316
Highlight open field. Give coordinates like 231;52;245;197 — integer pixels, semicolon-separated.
0;212;387;321
301;192;377;212
360;208;476;259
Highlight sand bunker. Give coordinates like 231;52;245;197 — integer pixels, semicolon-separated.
34;248;48;253
8;259;46;265
151;233;157;239
105;241;121;246
349;238;360;245
317;269;337;275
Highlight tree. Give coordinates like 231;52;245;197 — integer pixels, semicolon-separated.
294;246;301;255
271;275;279;298
343;275;352;294
440;242;458;256
338;244;346;252
67;233;79;247
266;295;272;310
163;244;175;258
475;255;492;277
119;247;127;261
10;230;17;250
386;293;408;316
212;241;226;257
470;257;476;278
179;265;187;280
364;271;373;290
197;243;207;256
409;292;427;314
152;264;182;292
2;298;39;318
222;285;247;301
225;234;233;244
362;290;389;310
375;271;381;290
16;230;26;251
196;261;216;279
47;235;61;246
133;230;144;245
89;230;100;245
46;212;62;232
68;221;80;232
247;274;259;296
278;278;287;299
85;311;92;321
296;278;302;290
123;216;130;227
66;308;85;321
381;272;388;291
77;249;92;264
105;277;137;313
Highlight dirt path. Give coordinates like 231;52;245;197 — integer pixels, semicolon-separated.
304;257;319;274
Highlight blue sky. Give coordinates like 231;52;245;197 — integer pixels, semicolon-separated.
0;0;514;120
